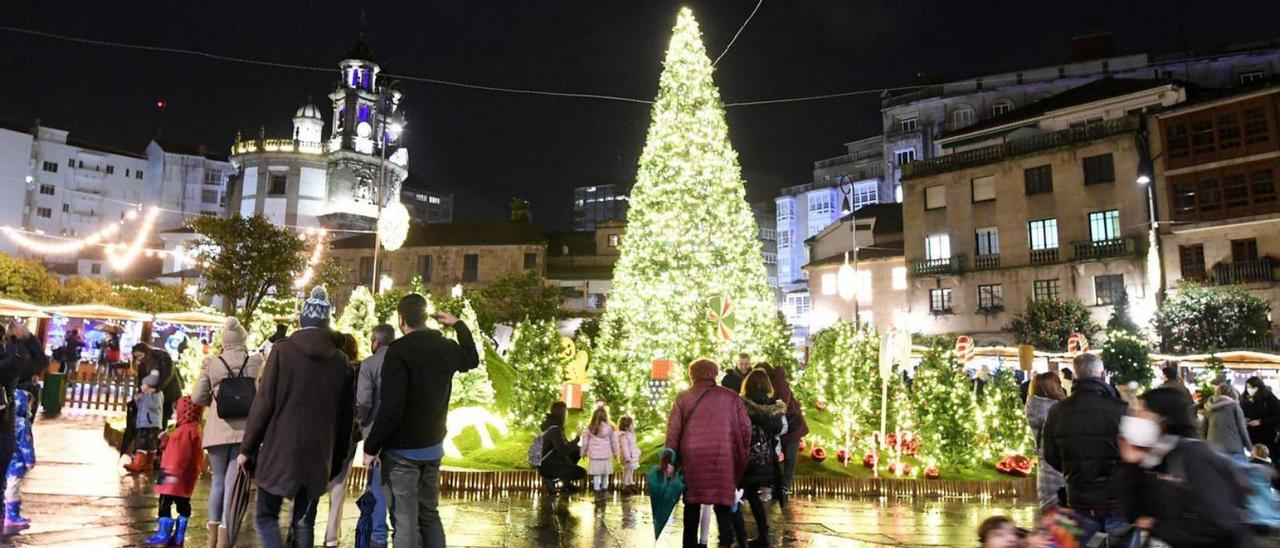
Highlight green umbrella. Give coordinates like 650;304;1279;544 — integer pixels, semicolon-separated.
646;448;685;540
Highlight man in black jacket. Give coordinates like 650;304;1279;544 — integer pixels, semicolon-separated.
721;353;752;394
363;294;479;548
1042;352;1128;541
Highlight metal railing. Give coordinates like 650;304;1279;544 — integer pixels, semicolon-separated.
911;254;965;276
902;116;1139;179
974;254;1001;270
1212;259;1276;285
1072;238;1134;261
1029;248;1060;265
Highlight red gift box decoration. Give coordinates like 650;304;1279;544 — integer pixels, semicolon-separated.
561;382;583;409
651;359;673;381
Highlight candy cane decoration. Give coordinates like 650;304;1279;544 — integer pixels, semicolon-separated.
1068;332;1090;355
954;335;975;365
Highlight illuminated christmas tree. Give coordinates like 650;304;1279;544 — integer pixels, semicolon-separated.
594;8;786;420
912;345;978;467
977;368;1033;461
334;286;378;358
807;322;880;452
506;319;563;429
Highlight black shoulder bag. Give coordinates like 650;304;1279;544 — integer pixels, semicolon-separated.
215;355;256;419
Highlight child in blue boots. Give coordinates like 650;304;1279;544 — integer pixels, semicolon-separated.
145;396;203;546
4;388;35;527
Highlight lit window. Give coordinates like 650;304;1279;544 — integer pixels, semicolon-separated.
428;196;441;204
607;234;620;248
975;227;1000;255
1089;210;1120;242
925;233;951;260
898;117;919;133
1028;219;1059;250
892;267;907;290
821;273;838;295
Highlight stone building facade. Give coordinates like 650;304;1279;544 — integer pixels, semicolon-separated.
803;203;907;335
900;79;1184;343
1151;84;1280;335
327;221;546;306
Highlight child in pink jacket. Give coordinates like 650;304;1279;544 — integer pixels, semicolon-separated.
580;407;615;494
614;416;641;495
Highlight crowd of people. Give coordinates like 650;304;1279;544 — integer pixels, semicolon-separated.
981;354;1280;547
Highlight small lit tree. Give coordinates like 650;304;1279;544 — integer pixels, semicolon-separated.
505;319;563;429
1106;290;1140;334
334;286;378;359
977;368;1033;461
912;344;978;467
807;321;880;452
1102;330;1154;388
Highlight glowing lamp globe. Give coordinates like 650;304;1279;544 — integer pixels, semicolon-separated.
377;200;410;251
837;261;857;302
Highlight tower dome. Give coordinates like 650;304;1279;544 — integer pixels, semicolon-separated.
295;103;322;119
292;101;325;143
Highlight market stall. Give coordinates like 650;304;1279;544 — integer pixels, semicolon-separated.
152;311;223;359
45;304;153;376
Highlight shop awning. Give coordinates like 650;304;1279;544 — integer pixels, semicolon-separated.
46;304;152;322
1151;350;1280;369
154;311;226;327
0;299;51;319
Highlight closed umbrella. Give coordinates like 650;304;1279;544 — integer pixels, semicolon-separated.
354;490;377;548
224;464;253;546
646;448;685;540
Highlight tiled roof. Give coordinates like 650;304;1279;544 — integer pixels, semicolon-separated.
938;78;1174;141
805;240;906;268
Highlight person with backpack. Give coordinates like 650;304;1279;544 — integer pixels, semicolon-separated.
1115;387;1257;547
735;368;787;546
533;401;585;494
192;316;262;548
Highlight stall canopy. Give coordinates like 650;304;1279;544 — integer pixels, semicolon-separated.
0;299;51;319
45;304;152;322
1151;350;1280;369
154;311;225;327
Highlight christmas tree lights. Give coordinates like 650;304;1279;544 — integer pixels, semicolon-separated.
593;8;786;420
977;368;1033;461
506;319;564;429
334;285;378;358
911;345;978;467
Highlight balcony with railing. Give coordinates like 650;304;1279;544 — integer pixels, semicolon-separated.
1073;238;1136;261
1212;259;1276;285
231;138;326;156
901;116;1139;179
911;254;965;276
973;253;1001;270
1029;248;1060;265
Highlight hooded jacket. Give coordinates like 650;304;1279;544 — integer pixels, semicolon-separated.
157;396;204;498
192;317;264;448
1042;377;1128;510
741;396;787;487
240;327;354;497
581;422;615;461
1205;395;1253;455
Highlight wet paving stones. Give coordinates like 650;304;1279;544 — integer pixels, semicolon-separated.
8;414;1035;546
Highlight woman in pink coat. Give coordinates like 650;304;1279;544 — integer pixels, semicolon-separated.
662;358;751;547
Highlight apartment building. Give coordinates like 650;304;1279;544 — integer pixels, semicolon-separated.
900;78;1185;342
804;203;907;335
1151;83;1280;328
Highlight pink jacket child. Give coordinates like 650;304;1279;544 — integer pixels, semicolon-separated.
581;422;616;462
614;428;640;467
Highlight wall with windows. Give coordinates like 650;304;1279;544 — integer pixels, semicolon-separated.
901;132;1150;341
328;242;546;308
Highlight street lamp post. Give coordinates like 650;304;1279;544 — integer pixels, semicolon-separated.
370;82;404;292
838;176;861;330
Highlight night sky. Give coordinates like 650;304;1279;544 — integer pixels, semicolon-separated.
3;1;1279;229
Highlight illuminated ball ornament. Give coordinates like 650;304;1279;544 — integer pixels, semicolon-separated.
837;259;857;302
377;200;410;251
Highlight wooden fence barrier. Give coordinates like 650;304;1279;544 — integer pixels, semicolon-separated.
64;366;135;413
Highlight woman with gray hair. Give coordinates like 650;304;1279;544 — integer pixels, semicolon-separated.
1203;383;1252;462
